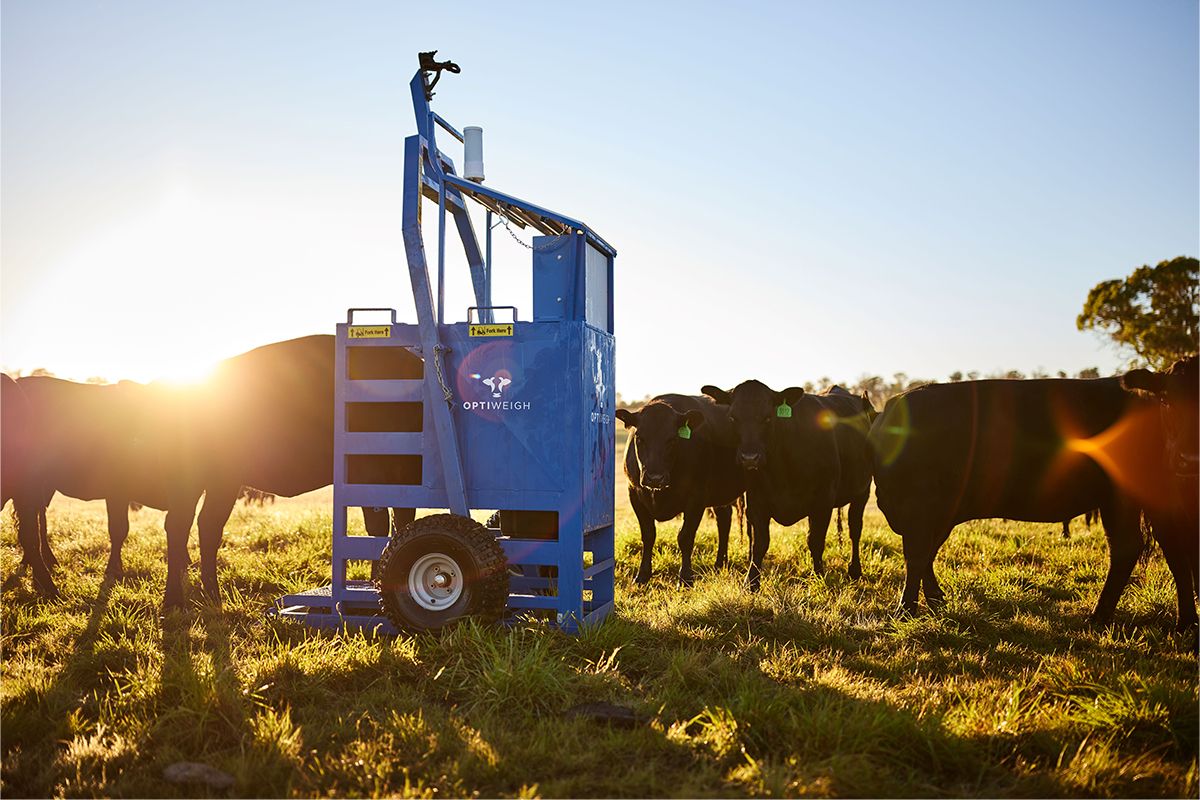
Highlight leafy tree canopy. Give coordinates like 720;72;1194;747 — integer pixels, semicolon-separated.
1077;256;1199;370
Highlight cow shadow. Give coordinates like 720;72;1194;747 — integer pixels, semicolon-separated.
1;577;119;797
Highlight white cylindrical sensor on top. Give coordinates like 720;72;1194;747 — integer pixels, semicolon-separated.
464;126;485;183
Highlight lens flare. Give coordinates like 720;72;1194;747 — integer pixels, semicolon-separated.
874;395;911;467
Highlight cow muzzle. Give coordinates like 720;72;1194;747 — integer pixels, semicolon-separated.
642;472;670;491
738;452;765;471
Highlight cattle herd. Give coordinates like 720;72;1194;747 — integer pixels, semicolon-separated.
1;336;1197;638
620;357;1198;633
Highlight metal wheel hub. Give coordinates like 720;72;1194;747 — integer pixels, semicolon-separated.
408;552;463;611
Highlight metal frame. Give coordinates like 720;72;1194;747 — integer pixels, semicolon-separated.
271;58;617;634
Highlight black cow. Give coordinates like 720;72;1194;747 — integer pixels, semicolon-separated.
14;376;168;594
9;337;404;607
616;394;743;585
701;381;875;590
1;375;57;596
870;375;1197;630
1123;355;1199;620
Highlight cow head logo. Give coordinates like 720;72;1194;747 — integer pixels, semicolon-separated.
481;374;512;398
593;347;605;407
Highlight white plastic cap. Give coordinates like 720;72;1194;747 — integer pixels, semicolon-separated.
464;125;484;183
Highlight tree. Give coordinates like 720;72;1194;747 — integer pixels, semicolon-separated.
1077;256;1199;369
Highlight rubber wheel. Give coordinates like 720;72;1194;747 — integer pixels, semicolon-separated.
375;514;509;632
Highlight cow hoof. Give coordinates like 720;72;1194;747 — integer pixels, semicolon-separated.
677;573;694;588
633;571;651;585
847;563;862;581
714;558;727;571
925;595;946;612
1086;612;1113;629
894;603;918;619
34;580;61;601
105;563;124;580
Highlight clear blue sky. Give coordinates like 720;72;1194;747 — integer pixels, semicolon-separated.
3;1;1197;396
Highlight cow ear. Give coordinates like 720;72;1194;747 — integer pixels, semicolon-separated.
681;409;705;431
701;385;731;404
777;386;806;405
615;409;639;429
1122;368;1165;394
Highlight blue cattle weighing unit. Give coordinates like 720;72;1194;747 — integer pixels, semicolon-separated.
270;53;616;634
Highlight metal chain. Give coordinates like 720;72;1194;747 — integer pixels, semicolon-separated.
432;344;453;405
496;214;574;252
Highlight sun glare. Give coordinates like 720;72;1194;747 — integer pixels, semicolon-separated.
155;357;219;385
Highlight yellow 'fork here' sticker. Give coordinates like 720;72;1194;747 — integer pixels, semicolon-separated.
348;325;391;339
469;323;514;337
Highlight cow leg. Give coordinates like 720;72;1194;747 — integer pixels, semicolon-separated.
16;498;57;598
1153;523;1198;632
921;528;953;610
898;531;931;616
197;486;239;603
676;506;706;586
807;507;833;576
1061;520;1071;539
631;489;657;584
745;502;771;592
104;498;130;579
712;505;732;571
363;507;391;536
837;506;843;534
1089;500;1143;626
163;495;201;610
392;507;416;532
37;506;57;569
847;494;867;580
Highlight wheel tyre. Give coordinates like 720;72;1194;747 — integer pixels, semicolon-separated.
375;514;509;632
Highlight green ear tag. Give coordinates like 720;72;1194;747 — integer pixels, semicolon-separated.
678;423;692;440
776;402;792;419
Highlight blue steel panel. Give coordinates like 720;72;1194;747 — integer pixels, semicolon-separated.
437;322;572;496
532;236;576;321
582;326;616;533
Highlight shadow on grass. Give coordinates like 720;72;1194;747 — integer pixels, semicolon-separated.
1;577;119;796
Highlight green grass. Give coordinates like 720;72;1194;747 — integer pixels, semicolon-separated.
3;479;1197;798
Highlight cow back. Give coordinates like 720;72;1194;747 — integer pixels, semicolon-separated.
870;378;1166;530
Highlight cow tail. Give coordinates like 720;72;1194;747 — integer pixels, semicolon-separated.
736;494;746;542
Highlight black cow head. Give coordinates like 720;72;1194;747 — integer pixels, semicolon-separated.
1123;355;1199;479
701;380;805;471
616;402;705;491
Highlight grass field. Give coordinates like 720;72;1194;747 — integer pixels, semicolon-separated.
3;440;1198;797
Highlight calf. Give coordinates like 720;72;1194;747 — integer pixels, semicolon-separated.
870;375;1196;630
616;394;743;585
701;381;874;590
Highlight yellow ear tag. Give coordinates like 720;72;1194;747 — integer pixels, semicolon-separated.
776;403;792;419
677;423;692;440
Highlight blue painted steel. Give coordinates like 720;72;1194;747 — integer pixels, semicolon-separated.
273;57;616;634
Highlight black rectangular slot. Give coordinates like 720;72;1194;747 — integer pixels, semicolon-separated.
346;454;422;485
347;346;423;380
346;402;423;433
499;510;559;540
